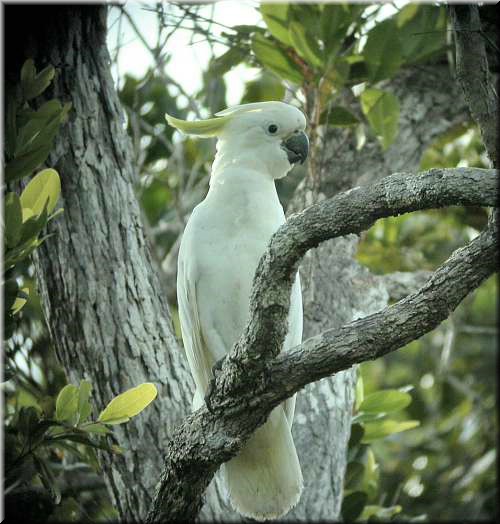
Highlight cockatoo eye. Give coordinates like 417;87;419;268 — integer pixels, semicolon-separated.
266;124;279;135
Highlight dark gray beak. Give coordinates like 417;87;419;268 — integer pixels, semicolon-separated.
282;131;309;165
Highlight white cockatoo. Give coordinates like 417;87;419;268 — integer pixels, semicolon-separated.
167;101;309;521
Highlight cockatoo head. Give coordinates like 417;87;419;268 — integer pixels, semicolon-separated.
165;101;309;179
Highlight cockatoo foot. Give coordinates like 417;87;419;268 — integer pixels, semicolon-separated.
204;355;226;413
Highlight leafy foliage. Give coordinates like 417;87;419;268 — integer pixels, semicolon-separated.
3;60;158;520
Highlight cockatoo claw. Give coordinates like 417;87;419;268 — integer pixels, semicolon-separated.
204;356;226;413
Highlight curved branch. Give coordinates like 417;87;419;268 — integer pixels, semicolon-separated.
146;167;496;521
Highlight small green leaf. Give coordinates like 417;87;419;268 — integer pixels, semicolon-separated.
98;383;158;425
5;143;53;183
348;423;365;450
33;454;61;504
210;47;246;76
321;106;360;127
360;88;400;150
345;461;365;489
24;65;56;101
11;287;29;314
360;504;403;521
77;380;93;425
252;33;304;85
260;3;292;46
20;59;36;92
320;4;352;54
341;491;368;522
4;192;23;248
20;203;48;242
362;419;420;443
20;168;61;216
359;390;412;414
17;406;40;439
80;422;112;435
55;384;79;424
288;21;323;68
363;19;402;82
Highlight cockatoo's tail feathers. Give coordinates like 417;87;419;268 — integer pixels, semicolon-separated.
165;113;230;137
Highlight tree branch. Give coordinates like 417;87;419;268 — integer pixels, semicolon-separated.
450;5;498;167
146;167;497;522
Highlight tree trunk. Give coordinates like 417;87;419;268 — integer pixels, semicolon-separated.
6;4;470;522
5;6;192;521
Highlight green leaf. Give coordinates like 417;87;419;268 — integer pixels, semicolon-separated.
98;383;158;425
396;5;447;65
20;59;36;93
260;3;292;46
24;65;56;101
5;143;52;183
321;106;360;127
80;422;112;435
363;19;402;82
252;33;304;85
19;202;49;245
360;504;402;521
288;21;323;68
4;237;39;269
17;406;40;439
55;384;79;424
20;168;61;216
4;279;20;312
5;95;18;158
210;47;246;76
396;3;419;27
241;72;286;104
362;419;420;443
359;390;412;414
33;454;61;504
320;4;353;54
348;423;365;449
360;88;400;150
11;287;29;315
77;380;93;425
345;461;365;489
4;192;23;248
341;491;368;522
352;412;386;424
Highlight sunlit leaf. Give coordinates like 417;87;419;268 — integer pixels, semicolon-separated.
11;287;29;314
260;3;292;46
288;21;323;68
98;383;158;425
252;33;304;85
20;168;61;216
55;384;79;424
359;389;412;413
360;88;400;149
362;419;420;442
